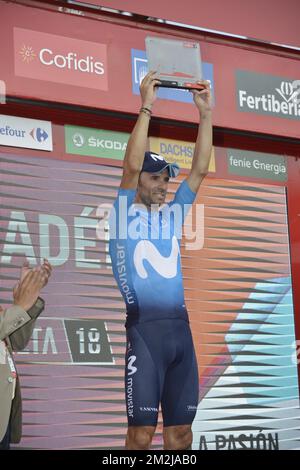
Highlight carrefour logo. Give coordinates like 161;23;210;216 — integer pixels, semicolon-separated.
30;127;49;143
1;126;48;143
0;115;52;151
236;70;300;120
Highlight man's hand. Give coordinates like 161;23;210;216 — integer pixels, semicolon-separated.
18;258;52;286
13;269;47;312
39;259;52;287
191;80;212;117
140;71;161;109
13;259;53;302
19;260;31;283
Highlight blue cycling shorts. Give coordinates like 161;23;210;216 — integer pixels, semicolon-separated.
125;318;199;427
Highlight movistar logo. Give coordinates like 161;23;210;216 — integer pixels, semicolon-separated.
127;355;137;376
133;235;179;279
150;152;164;161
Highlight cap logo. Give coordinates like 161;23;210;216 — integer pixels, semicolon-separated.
150;153;164;162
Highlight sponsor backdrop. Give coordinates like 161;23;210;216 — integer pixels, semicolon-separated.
189;180;299;450
1;2;300;139
14;27;108;91
0;114;52;151
1;118;300;449
65;125;129;160
83;0;300;49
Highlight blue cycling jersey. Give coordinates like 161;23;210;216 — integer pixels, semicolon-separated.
109;179;196;328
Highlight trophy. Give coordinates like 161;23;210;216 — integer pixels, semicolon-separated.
145;36;205;90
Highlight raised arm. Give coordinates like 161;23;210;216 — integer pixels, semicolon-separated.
0;260;52;347
186;80;213;193
0;269;46;342
120;71;161;189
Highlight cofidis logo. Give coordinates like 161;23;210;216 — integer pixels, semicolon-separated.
14;28;108;90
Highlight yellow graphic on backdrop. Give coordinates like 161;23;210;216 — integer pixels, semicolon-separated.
150;137;215;172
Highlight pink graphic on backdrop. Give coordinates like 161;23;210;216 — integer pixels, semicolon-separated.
14;27;108;90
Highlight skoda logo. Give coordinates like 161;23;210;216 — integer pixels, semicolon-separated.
73;133;85;147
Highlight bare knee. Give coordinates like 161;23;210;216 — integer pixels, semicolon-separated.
126;426;156;450
163;425;193;450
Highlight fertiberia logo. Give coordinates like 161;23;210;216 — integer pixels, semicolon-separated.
14;28;108;90
236;70;300;121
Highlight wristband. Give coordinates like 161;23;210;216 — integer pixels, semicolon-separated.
140;107;152;116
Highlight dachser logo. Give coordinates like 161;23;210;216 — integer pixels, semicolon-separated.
14;28;108;90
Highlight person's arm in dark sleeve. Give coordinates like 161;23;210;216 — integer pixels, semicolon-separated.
9;297;45;352
0;304;32;341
